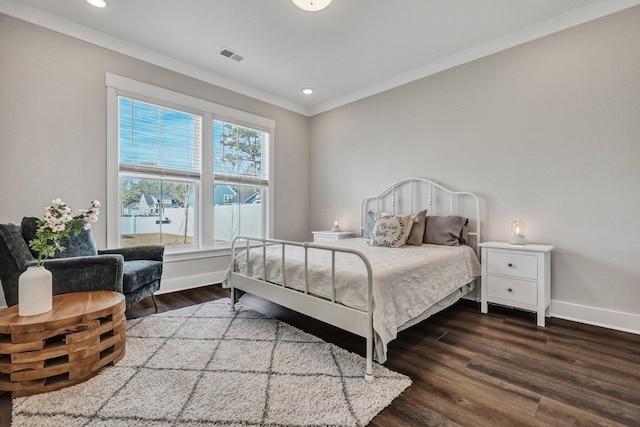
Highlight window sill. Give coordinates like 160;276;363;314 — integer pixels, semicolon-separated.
164;247;233;263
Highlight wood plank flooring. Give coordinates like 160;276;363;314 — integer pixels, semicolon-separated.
2;284;639;426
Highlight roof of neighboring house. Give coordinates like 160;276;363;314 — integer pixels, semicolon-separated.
141;194;156;206
242;192;261;204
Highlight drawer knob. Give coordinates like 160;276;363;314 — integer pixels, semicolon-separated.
508;263;513;267
508;288;513;292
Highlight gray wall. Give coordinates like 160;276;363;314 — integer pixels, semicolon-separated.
1;8;638;331
309;8;640;326
0;14;310;299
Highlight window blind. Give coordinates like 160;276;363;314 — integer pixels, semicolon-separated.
119;97;202;178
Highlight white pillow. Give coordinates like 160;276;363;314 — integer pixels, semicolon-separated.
370;213;414;247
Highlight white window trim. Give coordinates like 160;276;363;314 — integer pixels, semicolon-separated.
106;73;275;258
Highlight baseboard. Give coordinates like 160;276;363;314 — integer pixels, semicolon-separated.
551;299;640;335
156;271;226;295
4;279;637;338
0;272;226;311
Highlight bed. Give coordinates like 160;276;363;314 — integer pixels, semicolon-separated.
223;178;481;381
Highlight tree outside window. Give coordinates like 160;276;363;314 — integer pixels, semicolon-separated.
213;121;269;245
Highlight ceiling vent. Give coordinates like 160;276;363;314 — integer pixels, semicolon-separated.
219;47;245;62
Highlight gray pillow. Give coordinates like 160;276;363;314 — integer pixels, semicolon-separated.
423;215;469;246
362;210;376;238
20;217;40;257
55;228;99;258
21;216;98;258
405;209;427;246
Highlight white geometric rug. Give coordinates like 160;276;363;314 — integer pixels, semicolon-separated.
12;298;411;426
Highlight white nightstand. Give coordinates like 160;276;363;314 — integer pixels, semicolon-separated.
312;231;354;243
479;241;554;326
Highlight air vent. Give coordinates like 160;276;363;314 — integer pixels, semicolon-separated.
219;47;245;62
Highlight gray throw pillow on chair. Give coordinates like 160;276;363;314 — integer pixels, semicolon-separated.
21;216;98;258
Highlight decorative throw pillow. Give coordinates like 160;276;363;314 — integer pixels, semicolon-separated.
362;210;377;238
55;228;99;258
405;209;427;246
20;217;40;258
423;215;469;246
21;216;98;258
370;213;414;248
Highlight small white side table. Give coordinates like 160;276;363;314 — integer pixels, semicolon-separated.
312;231;354;243
479;241;554;326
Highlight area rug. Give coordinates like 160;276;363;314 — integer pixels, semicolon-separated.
12;298;411;426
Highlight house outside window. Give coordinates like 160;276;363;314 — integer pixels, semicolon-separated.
107;74;275;254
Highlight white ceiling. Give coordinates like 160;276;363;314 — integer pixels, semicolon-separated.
2;0;638;115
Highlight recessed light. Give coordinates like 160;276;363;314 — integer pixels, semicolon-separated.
86;0;107;8
302;88;314;95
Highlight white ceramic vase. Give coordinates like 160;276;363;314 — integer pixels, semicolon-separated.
18;265;53;316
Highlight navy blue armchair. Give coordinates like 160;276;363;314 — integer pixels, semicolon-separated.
0;217;164;310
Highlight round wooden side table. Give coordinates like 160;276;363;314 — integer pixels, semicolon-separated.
0;290;126;397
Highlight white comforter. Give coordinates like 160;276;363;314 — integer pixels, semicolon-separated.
224;237;481;362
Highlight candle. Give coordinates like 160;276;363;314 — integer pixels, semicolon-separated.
331;216;340;232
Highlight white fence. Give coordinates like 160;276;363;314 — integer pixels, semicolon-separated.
121;204;262;243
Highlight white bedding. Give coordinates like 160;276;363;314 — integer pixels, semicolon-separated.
224;237;481;362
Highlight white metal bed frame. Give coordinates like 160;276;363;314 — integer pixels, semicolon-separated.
227;178;480;381
361;177;481;254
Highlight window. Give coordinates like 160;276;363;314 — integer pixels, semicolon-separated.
118;97;200;249
213;120;269;246
121;177;196;246
107;74;275;254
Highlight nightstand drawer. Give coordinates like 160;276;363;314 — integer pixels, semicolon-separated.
486;276;537;306
486;251;538;280
312;231;354;242
314;235;338;243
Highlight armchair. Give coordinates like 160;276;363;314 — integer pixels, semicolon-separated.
0;217;164;310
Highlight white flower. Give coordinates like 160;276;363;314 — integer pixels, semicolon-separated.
30;199;102;267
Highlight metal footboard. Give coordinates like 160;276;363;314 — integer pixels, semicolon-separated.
228;236;375;381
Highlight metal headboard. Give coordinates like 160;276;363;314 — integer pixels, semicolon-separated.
360;178;481;254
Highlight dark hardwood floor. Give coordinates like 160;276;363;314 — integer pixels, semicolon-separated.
3;284;639;426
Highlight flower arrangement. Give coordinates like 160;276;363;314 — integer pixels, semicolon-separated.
28;199;101;267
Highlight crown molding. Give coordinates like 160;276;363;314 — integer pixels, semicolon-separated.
0;0;311;116
309;0;640;115
2;0;638;117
